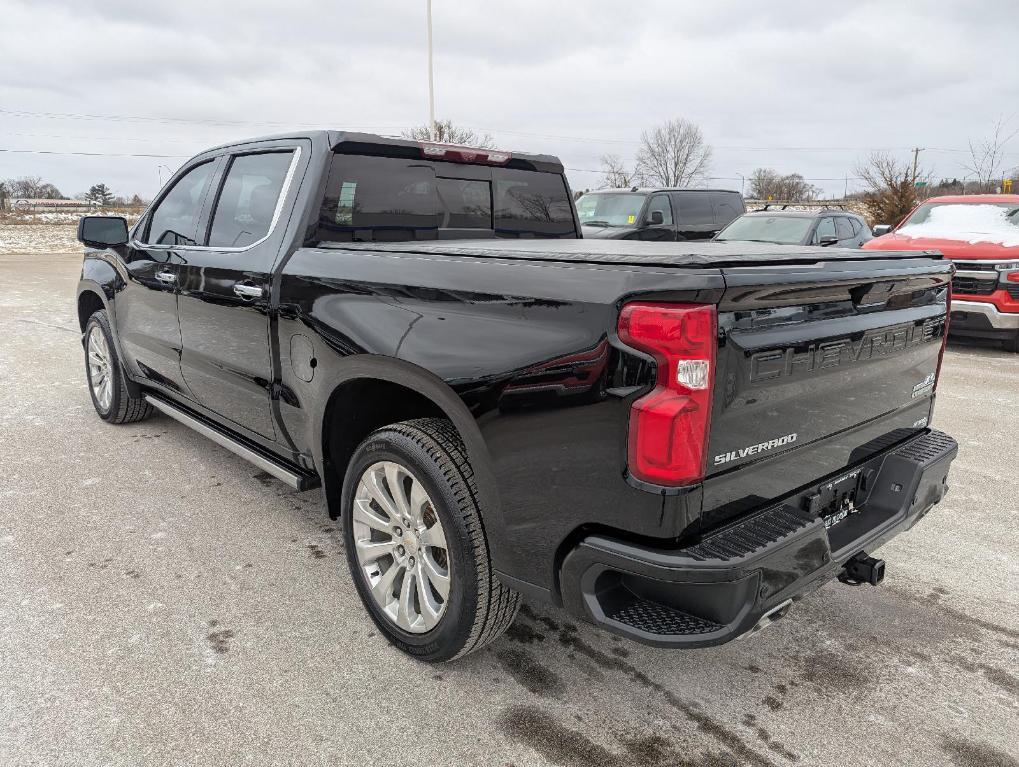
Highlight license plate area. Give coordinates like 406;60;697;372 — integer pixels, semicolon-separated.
812;469;864;531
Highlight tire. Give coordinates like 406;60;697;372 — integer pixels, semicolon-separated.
1003;333;1019;354
83;309;152;424
341;418;520;662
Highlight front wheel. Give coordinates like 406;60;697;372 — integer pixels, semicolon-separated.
341;418;520;662
83;309;152;424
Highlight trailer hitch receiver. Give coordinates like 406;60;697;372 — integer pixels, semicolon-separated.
839;553;885;586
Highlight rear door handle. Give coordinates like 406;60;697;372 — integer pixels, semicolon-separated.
155;271;176;284
233;284;264;299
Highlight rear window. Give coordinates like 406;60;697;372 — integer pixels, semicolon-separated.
715;214;813;245
315;154;575;242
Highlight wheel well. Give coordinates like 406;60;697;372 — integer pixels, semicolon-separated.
77;290;105;331
321;378;446;519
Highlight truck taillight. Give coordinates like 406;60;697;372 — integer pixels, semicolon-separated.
617;302;717;486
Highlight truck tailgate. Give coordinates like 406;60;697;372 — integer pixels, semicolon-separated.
702;257;952;525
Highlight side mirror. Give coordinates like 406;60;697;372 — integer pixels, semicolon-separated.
648;210;664;226
818;235;838;247
872;224;893;237
78;216;129;248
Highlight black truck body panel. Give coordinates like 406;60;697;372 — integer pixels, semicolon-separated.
76;130;958;646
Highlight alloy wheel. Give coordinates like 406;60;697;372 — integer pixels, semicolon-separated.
352;461;451;633
87;326;113;413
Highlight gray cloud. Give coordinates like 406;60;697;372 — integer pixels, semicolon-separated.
2;0;1017;198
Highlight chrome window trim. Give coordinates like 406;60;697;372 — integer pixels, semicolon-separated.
132;147;302;253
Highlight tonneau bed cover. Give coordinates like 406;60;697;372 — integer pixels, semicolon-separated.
320;238;944;268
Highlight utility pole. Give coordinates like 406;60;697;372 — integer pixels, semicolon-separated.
910;147;924;181
426;0;436;140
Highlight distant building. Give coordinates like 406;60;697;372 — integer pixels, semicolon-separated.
12;198;98;211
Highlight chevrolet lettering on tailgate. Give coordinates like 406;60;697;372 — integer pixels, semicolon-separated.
748;317;946;383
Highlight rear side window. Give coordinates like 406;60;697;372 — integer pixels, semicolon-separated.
674;192;715;227
145;161;215;246
315;154;574;242
207;151;294;248
712;193;743;227
835;217;855;240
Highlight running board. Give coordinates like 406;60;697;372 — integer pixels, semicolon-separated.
144;395;320;491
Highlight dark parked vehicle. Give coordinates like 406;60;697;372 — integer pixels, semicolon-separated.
578;188;745;240
76;131;957;662
716;208;872;248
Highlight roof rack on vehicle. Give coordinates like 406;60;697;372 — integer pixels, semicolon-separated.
754;200;850;212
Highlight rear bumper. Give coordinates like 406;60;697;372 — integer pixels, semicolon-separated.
559;429;958;648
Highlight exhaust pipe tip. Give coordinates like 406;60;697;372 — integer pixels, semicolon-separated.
839;553;885;586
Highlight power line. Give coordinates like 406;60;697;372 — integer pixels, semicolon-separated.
4;106;1015;157
0;107;405;131
0;148;189;158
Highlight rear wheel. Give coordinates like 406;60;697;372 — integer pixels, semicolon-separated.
1003;333;1019;353
84;310;152;424
341;418;520;661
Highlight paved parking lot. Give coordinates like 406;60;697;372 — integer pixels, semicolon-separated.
2;251;1017;767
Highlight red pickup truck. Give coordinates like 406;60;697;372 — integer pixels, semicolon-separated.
863;194;1019;351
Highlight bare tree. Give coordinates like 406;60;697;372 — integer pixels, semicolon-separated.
599;154;637;188
855;152;930;226
748;168;821;201
4;176;65;199
965;116;1019;189
634;118;712;187
403;119;495;148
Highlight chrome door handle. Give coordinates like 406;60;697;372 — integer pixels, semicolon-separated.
233;284;264;299
155;271;176;284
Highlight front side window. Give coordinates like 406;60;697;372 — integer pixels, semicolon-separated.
576;193;647;228
675;192;714;227
836;217;855;240
207;151;294;248
647;194;674;225
146;161;215;246
814;217;837;242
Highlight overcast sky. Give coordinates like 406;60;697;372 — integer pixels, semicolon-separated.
2;0;1018;199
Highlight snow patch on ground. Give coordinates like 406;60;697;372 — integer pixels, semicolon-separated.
897;204;1019;247
0;224;81;254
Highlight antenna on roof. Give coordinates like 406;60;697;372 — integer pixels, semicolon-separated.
631;186;639;192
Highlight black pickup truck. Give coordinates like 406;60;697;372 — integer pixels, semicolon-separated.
76;131;958;662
